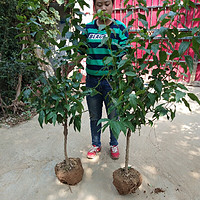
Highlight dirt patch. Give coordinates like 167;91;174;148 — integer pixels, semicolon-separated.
55;158;84;185
0;109;36;128
154;188;165;194
113;167;142;195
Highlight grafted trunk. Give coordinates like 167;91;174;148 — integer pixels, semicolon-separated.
125;128;131;174
63;121;70;166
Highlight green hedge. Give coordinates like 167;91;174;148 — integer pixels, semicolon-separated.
0;0;37;106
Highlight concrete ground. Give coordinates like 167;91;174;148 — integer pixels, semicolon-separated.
0;86;200;200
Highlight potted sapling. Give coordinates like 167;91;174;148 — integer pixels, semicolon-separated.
19;0;90;185
99;0;200;195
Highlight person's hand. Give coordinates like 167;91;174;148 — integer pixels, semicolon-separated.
122;55;127;60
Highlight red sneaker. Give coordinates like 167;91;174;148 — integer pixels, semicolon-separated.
110;145;120;159
87;145;101;159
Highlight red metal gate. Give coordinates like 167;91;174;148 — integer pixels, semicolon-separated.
112;0;200;83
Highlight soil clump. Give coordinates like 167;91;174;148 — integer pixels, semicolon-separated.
55;158;84;185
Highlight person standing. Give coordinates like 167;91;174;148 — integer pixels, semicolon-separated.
68;0;128;159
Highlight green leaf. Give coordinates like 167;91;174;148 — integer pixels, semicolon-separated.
188;0;197;8
136;90;146;96
192;37;200;56
180;62;188;74
56;67;61;81
103;56;113;65
102;123;109;133
118;121;127;134
192;18;200;21
161;18;170;26
30;18;41;26
47;112;55;121
38;110;45;128
23;89;31;99
177;83;188;91
125;72;137;77
77;0;90;9
178;42;190;55
16;15;25;22
170;109;176;120
110;121;121;139
166;30;175;45
75;25;86;33
118;59;128;69
138;13;146;21
129;94;137;110
139;4;149;14
64;104;70;112
159;51;167;65
60;45;75;51
151;44;160;54
182;98;191;111
57;40;66;48
156;105;168;116
43;0;49;3
171;71;179;80
51;94;60;101
155;80;163;93
98;37;109;47
75;72;83;82
151;29;160;38
123;0;130;7
123;120;135;133
169;50;179;60
123;11;133;20
56;0;64;5
151;27;167;38
192;27;199;35
74;115;81;132
188;93;200;105
97;118;110;126
139;19;148;29
159;13;168;22
65;31;73;39
175;90;186;102
157;8;163;18
184;55;193;74
138;46;151;54
152;55;159;67
147;93;157;105
168;11;176;18
52;114;57;126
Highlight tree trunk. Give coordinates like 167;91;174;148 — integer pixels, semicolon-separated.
0;93;6;118
125;128;131;174
63;121;70;166
34;44;54;77
189;53;198;84
15;73;22;101
62;64;70;165
15;37;25;102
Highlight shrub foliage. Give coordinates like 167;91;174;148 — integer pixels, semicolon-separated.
0;0;38;110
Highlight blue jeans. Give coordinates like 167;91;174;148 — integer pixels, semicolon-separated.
86;74;118;147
